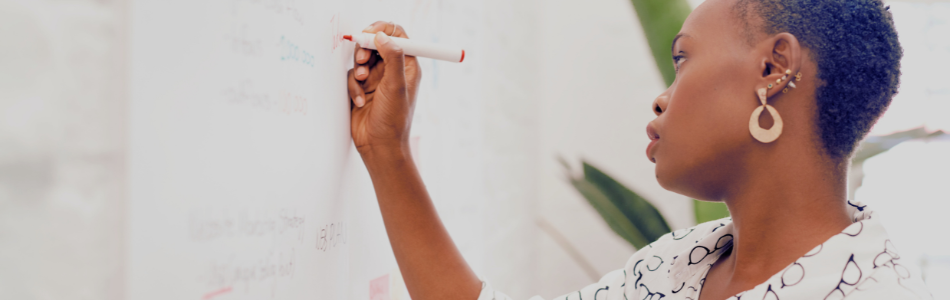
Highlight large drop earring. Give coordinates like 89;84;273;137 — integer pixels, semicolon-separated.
749;87;783;143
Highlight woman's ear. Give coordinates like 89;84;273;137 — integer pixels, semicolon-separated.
757;33;802;97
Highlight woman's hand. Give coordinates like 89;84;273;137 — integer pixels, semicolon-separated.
345;23;482;300
347;21;422;156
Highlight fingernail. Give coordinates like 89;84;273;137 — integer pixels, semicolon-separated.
355;95;364;107
363;25;374;32
375;32;390;45
357;50;366;61
356;67;366;77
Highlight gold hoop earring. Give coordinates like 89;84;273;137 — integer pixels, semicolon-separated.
749;88;783;143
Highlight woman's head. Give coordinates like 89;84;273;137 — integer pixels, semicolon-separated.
647;0;901;200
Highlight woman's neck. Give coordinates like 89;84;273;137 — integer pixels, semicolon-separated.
718;145;853;284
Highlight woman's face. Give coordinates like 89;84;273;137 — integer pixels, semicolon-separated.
648;0;765;200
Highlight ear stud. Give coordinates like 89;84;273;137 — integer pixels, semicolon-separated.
776;69;797;94
769;70;800;92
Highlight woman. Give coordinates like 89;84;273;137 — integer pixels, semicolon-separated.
344;0;933;299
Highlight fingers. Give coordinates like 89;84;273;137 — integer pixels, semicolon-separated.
353;40;379;82
354;22;403;82
355;66;368;81
360;57;386;94
373;32;407;97
404;56;422;106
362;21;410;39
355;47;371;64
347;69;366;107
351;21;412;107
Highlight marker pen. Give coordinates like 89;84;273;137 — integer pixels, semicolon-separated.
344;33;465;63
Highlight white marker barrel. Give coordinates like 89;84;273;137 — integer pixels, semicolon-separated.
349;33;465;63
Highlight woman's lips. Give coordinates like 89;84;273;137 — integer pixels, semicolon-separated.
646;140;658;163
646;124;660;163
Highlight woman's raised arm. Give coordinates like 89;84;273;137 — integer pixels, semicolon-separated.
346;21;482;300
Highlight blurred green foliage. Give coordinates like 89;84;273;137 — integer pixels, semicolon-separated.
628;0;692;86
562;160;671;249
693;199;731;223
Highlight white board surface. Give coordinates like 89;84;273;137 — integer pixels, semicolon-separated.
127;0;483;299
2;0;543;298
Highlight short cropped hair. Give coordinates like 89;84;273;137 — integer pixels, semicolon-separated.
735;0;903;160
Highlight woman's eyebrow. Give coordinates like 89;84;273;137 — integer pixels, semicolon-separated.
671;33;690;54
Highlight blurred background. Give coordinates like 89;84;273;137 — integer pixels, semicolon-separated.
0;0;947;299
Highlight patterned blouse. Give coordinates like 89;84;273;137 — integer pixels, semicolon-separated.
478;201;933;300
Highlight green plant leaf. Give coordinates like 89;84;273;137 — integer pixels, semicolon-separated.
569;178;652;248
581;162;671;244
693;199;730;224
628;0;693;87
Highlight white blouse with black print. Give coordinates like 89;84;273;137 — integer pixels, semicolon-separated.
477;201;933;300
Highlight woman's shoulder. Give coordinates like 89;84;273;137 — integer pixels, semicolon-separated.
623;217;733;266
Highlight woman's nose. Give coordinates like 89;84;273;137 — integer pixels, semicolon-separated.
652;92;670;116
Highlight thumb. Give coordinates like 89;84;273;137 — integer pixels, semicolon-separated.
373;32;407;96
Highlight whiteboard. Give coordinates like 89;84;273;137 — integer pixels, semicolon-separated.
1;0;546;298
127;0;482;299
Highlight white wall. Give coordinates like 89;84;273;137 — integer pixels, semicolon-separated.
531;0;694;298
0;0;127;299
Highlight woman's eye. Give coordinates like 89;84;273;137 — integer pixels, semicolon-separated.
673;56;686;71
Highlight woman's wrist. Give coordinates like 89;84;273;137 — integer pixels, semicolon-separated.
359;142;414;170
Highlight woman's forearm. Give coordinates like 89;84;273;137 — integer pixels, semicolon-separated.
361;145;482;300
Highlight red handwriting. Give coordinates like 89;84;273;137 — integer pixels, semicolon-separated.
330;13;344;52
277;91;308;115
369;274;390;300
202;287;232;300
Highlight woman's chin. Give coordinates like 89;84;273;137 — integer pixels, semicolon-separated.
654;163;710;200
653;162;677;192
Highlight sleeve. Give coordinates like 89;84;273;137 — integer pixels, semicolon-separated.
476;269;628;300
